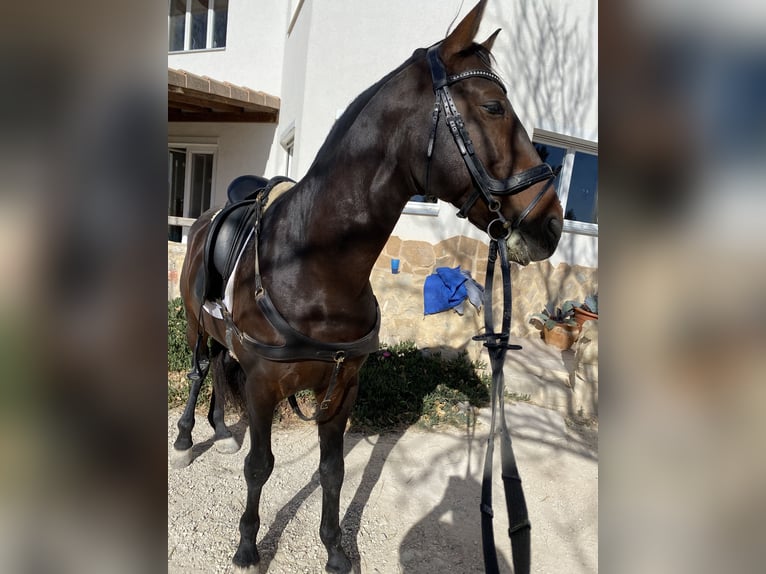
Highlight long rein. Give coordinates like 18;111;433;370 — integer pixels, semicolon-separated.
474;238;531;574
424;44;560;574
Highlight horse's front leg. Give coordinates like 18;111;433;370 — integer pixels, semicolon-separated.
232;381;277;572
318;374;359;574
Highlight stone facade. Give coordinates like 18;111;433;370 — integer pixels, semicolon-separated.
372;235;597;360
168;242;187;301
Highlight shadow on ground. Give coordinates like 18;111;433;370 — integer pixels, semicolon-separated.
230;344;596;573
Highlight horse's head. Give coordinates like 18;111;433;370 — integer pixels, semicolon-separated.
417;0;564;264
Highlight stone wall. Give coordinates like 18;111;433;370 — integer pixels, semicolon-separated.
168;242;187;301
372;235;598;360
167;235;598;361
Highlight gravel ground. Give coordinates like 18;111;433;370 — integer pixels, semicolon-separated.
168;403;597;573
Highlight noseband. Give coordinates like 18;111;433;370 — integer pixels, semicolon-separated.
425;45;558;239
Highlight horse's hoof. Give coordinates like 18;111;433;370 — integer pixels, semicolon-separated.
233;543;260;572
214;436;240;454
325;553;352;573
170;447;193;468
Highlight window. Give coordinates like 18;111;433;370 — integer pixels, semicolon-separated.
285;140;294;179
280;123;296;179
168;145;216;242
533;130;598;235
403;193;439;216
168;0;228;52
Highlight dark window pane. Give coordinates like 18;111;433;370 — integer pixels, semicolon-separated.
168;150;186;217
565;151;598;224
168;149;186;243
168;225;182;242
213;0;228;48
190;0;209;50
534;142;567;197
408;194;437;203
190;153;213;217
169;0;186;51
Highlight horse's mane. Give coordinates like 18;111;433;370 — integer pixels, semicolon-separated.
303;48;427;176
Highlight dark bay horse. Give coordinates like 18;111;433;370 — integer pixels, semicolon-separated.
172;1;563;572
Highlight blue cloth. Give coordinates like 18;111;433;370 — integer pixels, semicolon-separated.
423;267;468;315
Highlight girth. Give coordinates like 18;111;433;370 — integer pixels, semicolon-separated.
225;289;381;364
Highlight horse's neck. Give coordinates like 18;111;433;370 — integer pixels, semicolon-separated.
294;157;412;287
255;67;424;333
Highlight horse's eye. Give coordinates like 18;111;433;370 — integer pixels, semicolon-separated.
481;101;505;116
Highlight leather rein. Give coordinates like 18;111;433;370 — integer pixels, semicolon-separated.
425;44;556;574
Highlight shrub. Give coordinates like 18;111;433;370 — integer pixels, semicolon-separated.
351;342;490;431
168;298;192;372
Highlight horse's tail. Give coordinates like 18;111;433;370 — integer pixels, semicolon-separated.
209;341;248;414
223;351;248;414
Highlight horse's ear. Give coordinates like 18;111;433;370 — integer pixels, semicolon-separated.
481;28;501;53
441;0;488;60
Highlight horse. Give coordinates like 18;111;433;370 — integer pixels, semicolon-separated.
172;1;563;572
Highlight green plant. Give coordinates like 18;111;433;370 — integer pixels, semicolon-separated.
351;341;490;431
168;298;193;371
530;301;577;330
168;298;197;409
582;293;598;314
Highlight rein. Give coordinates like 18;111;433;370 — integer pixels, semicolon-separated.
425;43;550;574
474;239;531;574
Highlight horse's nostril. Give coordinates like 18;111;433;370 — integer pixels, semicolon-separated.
547;216;562;240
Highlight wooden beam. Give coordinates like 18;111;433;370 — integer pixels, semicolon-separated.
168;100;212;113
168;110;278;123
168;85;278;114
168;92;248;113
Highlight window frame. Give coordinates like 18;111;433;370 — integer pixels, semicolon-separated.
280;123;296;179
168;0;228;53
403;197;440;216
532;129;598;236
167;143;218;243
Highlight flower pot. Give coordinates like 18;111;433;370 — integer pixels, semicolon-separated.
543;322;581;350
573;307;598;328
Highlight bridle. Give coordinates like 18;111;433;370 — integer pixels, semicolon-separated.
425;45;559;239
426;43;549;574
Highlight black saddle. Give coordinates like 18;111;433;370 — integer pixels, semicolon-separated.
198;175;295;302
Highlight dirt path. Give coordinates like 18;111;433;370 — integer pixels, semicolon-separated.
168;403;597;573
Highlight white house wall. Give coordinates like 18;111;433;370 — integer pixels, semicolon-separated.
168;0;288;95
278;0;597;267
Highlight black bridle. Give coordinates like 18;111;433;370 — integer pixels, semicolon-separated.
426;44;547;574
425;45;558;239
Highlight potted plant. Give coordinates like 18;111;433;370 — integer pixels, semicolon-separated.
571;294;598;328
530;301;581;350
